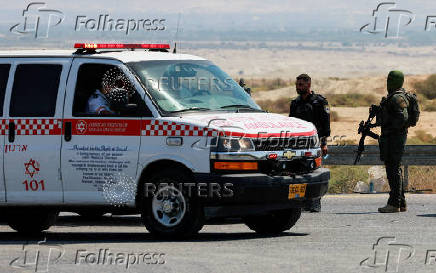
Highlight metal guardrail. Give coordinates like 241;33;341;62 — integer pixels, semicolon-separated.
324;145;436;166
323;145;436;189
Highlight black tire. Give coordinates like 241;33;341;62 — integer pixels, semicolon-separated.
141;167;204;239
77;210;106;219
244;208;302;235
304;198;321;213
7;209;58;234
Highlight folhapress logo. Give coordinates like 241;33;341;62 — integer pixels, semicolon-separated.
10;2;64;39
360;2;415;38
360;237;415;272
10;237;65;273
10;2;167;39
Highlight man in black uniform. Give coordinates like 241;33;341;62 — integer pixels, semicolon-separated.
289;73;330;212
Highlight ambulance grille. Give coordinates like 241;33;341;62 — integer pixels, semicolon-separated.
253;136;318;151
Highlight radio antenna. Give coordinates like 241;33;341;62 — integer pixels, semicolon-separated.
173;13;181;53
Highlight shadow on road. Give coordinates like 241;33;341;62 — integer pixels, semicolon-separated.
0;231;309;245
55;215;143;227
334;212;378;215
0;215;309;244
416;214;436;218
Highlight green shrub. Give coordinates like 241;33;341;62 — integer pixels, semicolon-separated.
414;74;436;99
241;78;292;92
256;97;291;113
407;130;436;144
326;94;378;107
325;166;436;193
325;166;369;194
422;100;436;111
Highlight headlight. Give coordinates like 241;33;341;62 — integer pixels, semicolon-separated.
313;135;320;147
211;137;255;152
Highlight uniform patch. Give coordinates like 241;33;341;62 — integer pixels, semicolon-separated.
324;105;330;114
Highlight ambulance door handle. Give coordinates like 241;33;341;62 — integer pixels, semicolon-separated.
64;121;72;142
8;122;15;143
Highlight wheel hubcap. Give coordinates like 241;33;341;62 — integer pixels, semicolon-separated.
152;186;186;227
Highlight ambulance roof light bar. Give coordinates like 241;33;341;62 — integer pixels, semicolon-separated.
73;43;170;54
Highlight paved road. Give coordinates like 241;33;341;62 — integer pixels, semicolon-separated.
1;194;436;273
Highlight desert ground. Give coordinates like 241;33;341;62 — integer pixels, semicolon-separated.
188;43;436;79
252;86;436;143
187;45;436;142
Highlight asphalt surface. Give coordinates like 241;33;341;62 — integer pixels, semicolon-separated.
1;194;436;273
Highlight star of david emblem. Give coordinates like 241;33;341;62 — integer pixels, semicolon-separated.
24;159;40;178
76;120;87;134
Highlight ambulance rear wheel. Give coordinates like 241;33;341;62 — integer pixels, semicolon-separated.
7;209;58;234
244;208;301;235
141;168;204;239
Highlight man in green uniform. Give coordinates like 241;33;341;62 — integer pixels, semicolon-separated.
376;71;409;213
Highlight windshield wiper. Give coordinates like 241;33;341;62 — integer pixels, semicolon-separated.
170;107;211;113
220;104;253;109
220;104;265;112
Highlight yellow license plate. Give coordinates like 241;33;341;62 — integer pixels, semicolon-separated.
288;184;307;199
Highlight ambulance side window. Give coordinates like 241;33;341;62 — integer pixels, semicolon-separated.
0;64;10;116
10;64;62;117
72;63;151;117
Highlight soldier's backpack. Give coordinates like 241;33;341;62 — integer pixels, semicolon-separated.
397;90;420;127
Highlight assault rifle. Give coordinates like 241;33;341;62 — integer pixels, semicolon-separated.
354;105;380;165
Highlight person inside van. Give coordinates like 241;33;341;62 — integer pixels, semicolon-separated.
86;84;116;115
86;68;131;115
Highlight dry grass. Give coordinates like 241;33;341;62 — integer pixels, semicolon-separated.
421;99;436;112
256;97;291;113
413;74;436;100
407;130;436;145
408;166;436;192
331;111;340;122
325;165;436;194
423;103;436;111
325;93;379;107
237;78;293;92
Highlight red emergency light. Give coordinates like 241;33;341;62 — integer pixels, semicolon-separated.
74;43;170;50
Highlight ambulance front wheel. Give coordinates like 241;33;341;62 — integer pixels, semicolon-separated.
7;209;59;234
141;168;204;238
243;208;302;235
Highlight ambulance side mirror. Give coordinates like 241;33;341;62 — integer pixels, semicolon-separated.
124;103;138;110
120;103;138;114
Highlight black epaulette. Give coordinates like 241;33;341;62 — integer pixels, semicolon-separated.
312;93;328;105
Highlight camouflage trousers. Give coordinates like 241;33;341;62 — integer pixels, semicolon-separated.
379;133;407;208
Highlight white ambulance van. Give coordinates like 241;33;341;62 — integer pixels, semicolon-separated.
0;43;329;237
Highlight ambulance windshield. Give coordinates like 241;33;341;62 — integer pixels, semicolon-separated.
128;60;261;113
